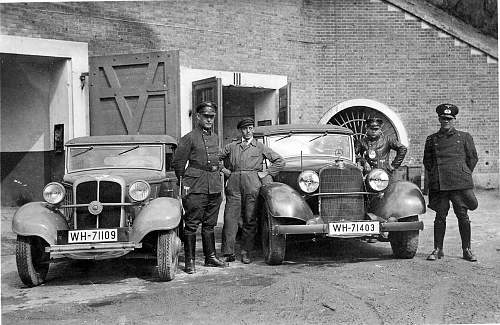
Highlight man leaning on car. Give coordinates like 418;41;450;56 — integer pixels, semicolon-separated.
171;101;227;274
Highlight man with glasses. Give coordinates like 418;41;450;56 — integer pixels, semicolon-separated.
172;101;227;274
424;104;479;262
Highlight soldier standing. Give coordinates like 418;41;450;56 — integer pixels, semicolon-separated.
220;118;285;264
424;104;478;262
356;117;407;174
171;101;227;274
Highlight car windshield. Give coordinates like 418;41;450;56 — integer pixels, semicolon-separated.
267;133;352;159
67;144;164;172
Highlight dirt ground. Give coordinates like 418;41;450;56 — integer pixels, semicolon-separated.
2;190;500;325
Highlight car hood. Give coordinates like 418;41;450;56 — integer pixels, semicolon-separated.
63;169;171;184
282;156;356;171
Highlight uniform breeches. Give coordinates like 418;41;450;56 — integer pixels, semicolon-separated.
222;171;261;254
183;193;222;235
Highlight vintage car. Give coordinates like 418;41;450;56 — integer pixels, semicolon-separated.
12;135;182;287
254;124;425;265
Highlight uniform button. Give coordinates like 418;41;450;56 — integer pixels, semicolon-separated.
208;160;211;163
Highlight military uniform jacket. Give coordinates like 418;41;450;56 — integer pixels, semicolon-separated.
423;128;478;191
356;135;407;170
219;138;285;177
171;127;222;194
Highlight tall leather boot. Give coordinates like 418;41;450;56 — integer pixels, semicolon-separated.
427;220;445;260
202;231;227;267
184;233;196;274
458;220;477;262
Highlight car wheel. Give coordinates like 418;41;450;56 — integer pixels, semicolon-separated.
157;230;180;281
388;215;419;259
261;204;286;265
16;235;50;287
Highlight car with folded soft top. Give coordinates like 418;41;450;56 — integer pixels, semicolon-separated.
254;124;425;265
12;135;182;287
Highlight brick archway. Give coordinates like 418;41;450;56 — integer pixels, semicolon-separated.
318;99;409;147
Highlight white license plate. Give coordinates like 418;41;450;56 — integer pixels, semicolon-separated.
68;229;118;243
328;221;380;236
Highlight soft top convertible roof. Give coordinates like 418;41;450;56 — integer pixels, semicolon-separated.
66;135;177;146
253;124;352;136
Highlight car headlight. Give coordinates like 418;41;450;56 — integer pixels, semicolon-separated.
43;182;66;204
366;169;390;192
298;170;320;193
129;180;151;201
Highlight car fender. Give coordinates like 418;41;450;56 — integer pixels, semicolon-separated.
131;197;182;243
12;202;69;245
371;181;426;220
259;182;313;223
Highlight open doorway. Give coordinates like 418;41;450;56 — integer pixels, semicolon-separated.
222;86;275;146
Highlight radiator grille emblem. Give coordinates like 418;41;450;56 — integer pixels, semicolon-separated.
88;200;103;215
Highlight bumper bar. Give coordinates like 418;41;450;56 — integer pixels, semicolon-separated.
274;221;424;236
46;242;142;255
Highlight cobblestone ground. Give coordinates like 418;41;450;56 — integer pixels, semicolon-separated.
2;190;499;325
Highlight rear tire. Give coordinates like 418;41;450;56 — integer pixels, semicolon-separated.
16;236;50;287
261;205;286;265
157;230;180;281
389;215;419;259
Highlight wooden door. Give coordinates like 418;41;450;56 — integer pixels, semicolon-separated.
279;83;291;124
89;51;180;137
192;77;223;147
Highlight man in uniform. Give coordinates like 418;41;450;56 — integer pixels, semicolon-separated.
172;101;227;274
355;117;407;175
220;118;285;264
424;104;478;262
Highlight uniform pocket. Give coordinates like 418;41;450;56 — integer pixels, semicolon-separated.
185;167;203;177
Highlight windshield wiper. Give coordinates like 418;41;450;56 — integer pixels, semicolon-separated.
308;132;328;142
118;145;140;155
274;132;293;142
72;146;94;157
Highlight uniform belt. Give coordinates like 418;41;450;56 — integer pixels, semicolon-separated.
189;164;219;172
233;169;260;172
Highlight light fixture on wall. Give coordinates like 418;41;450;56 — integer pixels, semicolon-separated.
80;72;89;89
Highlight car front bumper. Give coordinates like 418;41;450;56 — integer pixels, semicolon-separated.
46;242;142;259
273;221;424;236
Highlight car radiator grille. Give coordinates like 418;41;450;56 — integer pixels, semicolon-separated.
319;167;365;222
75;181;122;229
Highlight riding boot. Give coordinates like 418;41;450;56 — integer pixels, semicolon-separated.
183;233;196;274
427;221;445;260
202;231;227;267
458;220;477;262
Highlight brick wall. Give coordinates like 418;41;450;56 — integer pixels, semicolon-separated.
1;0;497;187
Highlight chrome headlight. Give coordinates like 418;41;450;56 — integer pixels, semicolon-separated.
298;170;320;193
366;169;390;192
43;182;66;204
129;180;151;201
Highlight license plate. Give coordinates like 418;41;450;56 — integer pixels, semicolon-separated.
328;221;380;236
68;229;118;243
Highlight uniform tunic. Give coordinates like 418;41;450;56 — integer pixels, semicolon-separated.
423;127;478;219
220;138;285;255
356;135;407;172
171;126;223;234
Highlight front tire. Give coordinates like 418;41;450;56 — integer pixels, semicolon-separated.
389;215;419;259
261;204;286;265
16;236;50;287
157;230;180;281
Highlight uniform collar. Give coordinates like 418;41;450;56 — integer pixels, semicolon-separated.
438;127;456;136
196;125;213;135
239;137;255;146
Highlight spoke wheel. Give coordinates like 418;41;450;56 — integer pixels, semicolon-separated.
157;230;180;281
16;236;50;287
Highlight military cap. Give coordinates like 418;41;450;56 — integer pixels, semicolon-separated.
195;101;217;115
436;103;458;118
365;117;384;129
237;118;255;129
